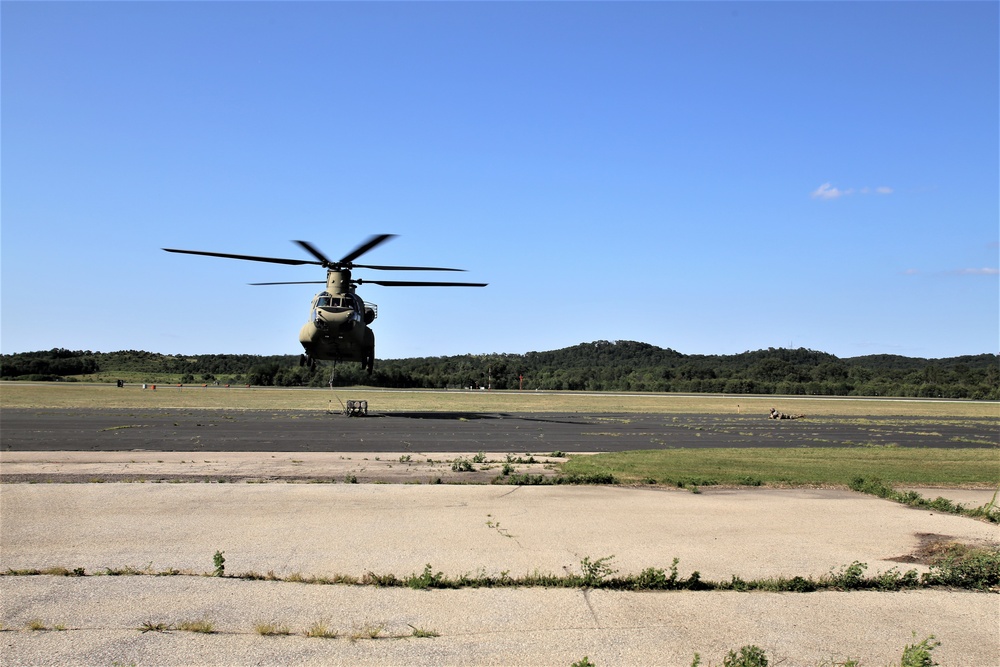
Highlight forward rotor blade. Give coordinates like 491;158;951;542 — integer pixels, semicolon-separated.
340;234;397;264
163;248;319;266
293;240;333;266
248;281;326;286
359;279;488;287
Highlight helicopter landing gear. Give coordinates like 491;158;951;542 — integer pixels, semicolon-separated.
300;354;315;369
363;348;374;376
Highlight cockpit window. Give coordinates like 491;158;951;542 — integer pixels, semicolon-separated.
316;294;339;308
316;294;356;309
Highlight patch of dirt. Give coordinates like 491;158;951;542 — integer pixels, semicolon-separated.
887;532;999;565
887;533;956;564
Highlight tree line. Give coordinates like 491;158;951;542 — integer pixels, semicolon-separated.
2;341;997;400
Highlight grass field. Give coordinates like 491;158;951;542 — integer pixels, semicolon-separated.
2;381;998;417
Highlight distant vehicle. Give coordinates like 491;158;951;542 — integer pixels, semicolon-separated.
164;234;486;375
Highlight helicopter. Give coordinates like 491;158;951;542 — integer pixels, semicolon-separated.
163;234;486;375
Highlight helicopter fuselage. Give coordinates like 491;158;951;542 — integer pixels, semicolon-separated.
298;269;376;372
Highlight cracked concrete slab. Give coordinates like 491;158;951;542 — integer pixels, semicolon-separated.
1;483;998;666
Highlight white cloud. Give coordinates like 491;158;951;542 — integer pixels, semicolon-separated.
954;268;999;276
905;267;998;276
812;183;893;199
811;183;848;199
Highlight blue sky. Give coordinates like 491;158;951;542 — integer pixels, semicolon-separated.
3;1;997;360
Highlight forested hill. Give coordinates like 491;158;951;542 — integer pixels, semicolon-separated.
2;341;997;399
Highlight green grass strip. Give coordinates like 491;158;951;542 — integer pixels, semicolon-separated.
558;447;999;487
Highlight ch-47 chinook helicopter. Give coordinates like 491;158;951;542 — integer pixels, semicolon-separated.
163;235;486;376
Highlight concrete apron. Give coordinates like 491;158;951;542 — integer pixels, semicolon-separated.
1;483;998;665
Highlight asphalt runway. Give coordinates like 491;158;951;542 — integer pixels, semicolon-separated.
1;407;996;453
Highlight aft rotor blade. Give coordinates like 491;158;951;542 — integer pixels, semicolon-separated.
248;281;326;286
163;248;319;266
340;234;397;264
352;263;466;272
360;279;488;287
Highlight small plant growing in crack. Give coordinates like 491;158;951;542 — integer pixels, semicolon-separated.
176;618;214;634
350;622;385;641
212;550;225;577
579;555;617;587
139;620;171;633
486;515;515;539
255;621;291;636
304;620;337;638
408;624;440;638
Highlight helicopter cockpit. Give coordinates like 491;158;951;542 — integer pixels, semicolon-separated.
314;292;361;312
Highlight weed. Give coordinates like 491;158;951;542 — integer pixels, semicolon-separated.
344;473;358;484
408;624;440;638
139;620;170;633
26;619;47;631
472;451;487;463
723;645;769;667
899;634;940;667
363;571;400;586
486;517;515;539
571;658;596;667
633;561;681;590
406;563;447;590
350;622;385;641
213;550;225;577
176;619;214;634
923;542;1000;589
255;621;291;636
305;621;337;639
501;462;515;476
559;472;618;485
825;561;867;590
399;454;412;463
501;473;548;485
850;477;998;523
451;458;474;472
579;555;617;587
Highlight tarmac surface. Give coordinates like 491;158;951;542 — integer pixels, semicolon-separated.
2;408;996;453
1;408;998;665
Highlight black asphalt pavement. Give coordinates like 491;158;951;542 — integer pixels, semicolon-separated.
1;408;995;452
